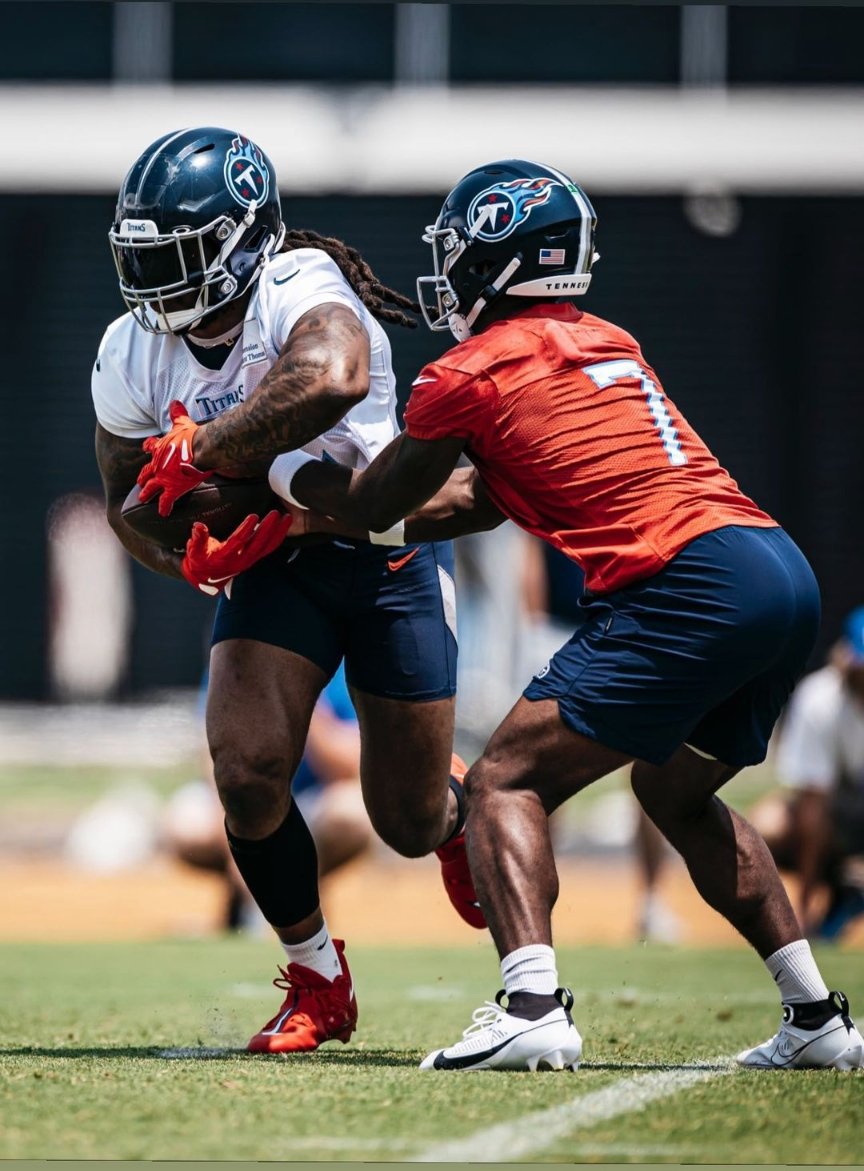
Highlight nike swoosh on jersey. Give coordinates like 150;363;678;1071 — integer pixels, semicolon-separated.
411;376;436;385
387;547;421;572
274;271;299;285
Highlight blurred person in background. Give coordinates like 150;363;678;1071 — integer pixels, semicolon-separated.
522;539;681;944
452;526;532;758
277;158;863;1072
750;606;864;941
92;126;483;1057
164;663;372;932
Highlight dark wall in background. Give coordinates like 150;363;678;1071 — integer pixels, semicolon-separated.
7;3;864;85
2;192;863;697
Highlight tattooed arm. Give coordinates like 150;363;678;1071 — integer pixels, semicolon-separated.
193;302;370;469
95;423;184;580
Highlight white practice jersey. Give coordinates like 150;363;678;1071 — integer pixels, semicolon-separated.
776;665;864;794
92;248;400;470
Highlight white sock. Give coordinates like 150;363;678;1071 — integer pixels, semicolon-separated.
501;945;558;996
281;921;342;981
765;940;830;1004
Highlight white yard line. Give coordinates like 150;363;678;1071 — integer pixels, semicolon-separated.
415;1060;735;1163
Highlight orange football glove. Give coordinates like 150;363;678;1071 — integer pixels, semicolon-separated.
138;400;212;517
181;510;294;595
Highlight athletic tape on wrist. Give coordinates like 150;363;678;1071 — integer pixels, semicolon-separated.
268;450;318;509
369;520;406;546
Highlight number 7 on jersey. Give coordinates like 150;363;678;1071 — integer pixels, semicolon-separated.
582;359;688;467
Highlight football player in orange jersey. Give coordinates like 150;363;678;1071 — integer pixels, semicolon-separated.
224;160;861;1071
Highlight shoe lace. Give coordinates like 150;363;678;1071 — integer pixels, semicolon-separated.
462;1000;507;1039
273;966;299;995
272;965;331;1006
269;966;350;1031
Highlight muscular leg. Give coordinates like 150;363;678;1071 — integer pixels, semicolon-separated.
206;639;326;943
464;696;632;956
631;745;802;958
350;690;458;856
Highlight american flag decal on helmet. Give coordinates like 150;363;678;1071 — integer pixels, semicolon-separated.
539;248;566;265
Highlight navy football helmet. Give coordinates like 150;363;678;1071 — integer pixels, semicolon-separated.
109;126;285;334
417;160;598;341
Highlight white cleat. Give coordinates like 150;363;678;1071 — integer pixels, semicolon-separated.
420;988;582;1072
737;991;864;1070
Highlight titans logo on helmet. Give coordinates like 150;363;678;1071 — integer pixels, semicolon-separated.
224;136;270;208
467;177;559;242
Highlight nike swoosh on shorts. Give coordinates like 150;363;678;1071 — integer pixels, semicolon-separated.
387;547;421;572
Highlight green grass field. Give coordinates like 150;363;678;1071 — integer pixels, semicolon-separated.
1;939;861;1162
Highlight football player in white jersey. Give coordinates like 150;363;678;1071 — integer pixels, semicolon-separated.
92;127;484;1054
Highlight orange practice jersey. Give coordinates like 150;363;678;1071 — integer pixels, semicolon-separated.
403;304;776;594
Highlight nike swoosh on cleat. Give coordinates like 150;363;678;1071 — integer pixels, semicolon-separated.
274;271;299;285
767;1023;846;1066
432;1034;517;1070
263;1005;296;1033
387;547;421;572
432;1020;552;1070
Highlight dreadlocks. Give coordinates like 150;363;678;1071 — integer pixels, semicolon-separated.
280;228;420;329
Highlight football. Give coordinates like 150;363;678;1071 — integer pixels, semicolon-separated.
121;474;280;551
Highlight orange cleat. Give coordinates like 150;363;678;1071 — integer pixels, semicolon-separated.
247;938;357;1053
435;755;487;930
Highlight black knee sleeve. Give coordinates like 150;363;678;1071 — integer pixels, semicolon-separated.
226;801;320;927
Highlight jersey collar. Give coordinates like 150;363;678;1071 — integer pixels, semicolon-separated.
508;302;584;324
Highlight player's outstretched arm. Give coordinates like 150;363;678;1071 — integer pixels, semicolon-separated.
290;431;467;534
95;424;184;580
403;467;506;541
194;303;371;470
284;465;506;543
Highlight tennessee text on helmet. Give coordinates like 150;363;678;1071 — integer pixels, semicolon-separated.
417;160;599;342
109;127;285;334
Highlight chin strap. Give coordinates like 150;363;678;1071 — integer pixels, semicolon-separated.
464;255;523;332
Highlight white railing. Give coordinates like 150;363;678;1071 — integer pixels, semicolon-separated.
2;83;863;193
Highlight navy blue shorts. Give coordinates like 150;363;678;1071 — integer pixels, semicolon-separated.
211;539;457;702
523;526;820;767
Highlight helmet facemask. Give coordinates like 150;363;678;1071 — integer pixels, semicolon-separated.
109;203;285;334
417;214;526;343
417;226;466;338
